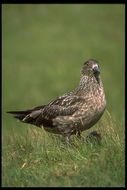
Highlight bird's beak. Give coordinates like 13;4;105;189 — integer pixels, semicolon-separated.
93;66;100;74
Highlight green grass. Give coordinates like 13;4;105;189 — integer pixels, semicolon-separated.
2;111;125;187
2;4;125;187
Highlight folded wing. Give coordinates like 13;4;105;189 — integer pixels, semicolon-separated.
7;95;85;128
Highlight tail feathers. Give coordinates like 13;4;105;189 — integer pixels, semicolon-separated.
7;110;31;114
7;110;31;121
7;104;46;127
7;109;43;127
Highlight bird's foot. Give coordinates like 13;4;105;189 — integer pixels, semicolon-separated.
85;131;102;144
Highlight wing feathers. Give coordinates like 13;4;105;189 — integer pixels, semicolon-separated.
7;95;84;128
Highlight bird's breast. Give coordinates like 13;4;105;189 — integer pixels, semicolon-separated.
73;88;106;131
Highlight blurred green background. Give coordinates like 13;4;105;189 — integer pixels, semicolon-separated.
2;4;125;133
2;4;125;187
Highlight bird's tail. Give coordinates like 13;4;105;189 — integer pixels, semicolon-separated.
7;110;31;121
7;105;45;126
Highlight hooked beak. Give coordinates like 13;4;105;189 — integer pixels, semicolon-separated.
93;66;100;74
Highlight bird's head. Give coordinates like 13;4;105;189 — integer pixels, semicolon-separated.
81;59;100;77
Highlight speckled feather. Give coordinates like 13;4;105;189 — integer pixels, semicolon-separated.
7;59;106;138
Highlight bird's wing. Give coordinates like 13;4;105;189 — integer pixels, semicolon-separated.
48;92;85;107
23;94;85;127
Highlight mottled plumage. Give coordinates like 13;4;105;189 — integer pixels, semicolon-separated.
7;59;106;141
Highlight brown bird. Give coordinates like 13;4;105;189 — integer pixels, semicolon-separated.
7;59;106;142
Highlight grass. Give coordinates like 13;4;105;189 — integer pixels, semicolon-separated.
2;4;125;187
2;111;125;187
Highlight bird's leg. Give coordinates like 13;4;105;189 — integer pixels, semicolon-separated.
77;130;81;138
76;130;86;141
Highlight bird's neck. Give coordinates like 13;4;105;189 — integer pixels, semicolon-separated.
74;75;103;95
